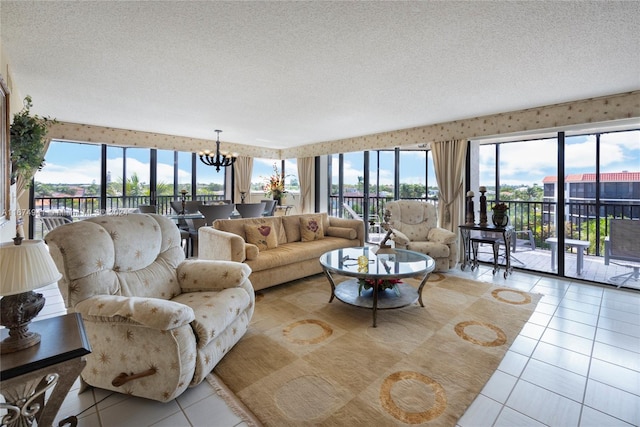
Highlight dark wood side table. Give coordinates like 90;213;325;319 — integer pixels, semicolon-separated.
1;313;91;427
459;224;514;279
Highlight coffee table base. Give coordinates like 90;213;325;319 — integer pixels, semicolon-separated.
331;279;426;327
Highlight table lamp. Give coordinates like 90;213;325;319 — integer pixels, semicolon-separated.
0;240;62;354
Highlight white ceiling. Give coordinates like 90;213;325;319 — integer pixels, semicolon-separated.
1;1;639;150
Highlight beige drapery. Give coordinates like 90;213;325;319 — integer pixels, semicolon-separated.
233;156;253;204
297;157;314;213
431;139;466;234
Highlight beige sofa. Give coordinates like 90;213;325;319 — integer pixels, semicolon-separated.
198;212;364;290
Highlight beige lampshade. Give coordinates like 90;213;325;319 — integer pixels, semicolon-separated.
0;240;62;296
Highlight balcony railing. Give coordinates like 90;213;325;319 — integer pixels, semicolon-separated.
332;196;639;257
33;194;638;261
31;194;228;239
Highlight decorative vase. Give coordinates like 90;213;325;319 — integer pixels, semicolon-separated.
491;210;509;227
272;190;282;205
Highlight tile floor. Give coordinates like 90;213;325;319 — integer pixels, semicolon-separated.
21;266;640;426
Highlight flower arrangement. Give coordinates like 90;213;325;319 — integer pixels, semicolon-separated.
358;278;402;296
263;163;287;199
492;202;509;212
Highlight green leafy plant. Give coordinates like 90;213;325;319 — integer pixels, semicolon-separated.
10;96;56;184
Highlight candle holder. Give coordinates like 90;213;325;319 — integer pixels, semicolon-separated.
479;188;488;225
180;189;188;214
465;191;475;225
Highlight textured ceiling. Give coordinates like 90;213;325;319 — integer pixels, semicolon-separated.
1;1;639;149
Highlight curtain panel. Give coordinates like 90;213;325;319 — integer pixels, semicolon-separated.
233;156;253;204
297;157;314;213
431;139;466;240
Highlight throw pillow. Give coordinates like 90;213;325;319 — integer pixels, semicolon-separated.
326;226;357;240
244;222;278;251
300;216;324;241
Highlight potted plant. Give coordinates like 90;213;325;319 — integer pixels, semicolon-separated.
9;96;56;185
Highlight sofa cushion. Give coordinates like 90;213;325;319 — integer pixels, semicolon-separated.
300;215;324;241
244;238;354;272
282;215;302;242
407;241;450;259
244;222;278;251
214;217;286;244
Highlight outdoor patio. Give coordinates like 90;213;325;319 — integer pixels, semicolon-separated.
365;228;639;291
471;245;639;291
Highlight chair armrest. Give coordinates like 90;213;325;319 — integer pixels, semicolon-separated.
178;259;253;293
198;227;246;262
391;228;410;247
428;227;457;244
75;295;195;331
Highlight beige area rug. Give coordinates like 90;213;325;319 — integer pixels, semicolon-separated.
208;273;541;426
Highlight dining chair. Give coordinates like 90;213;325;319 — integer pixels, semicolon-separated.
235;202;267;219
199;204;236;225
261;199;277;216
170;200;200;257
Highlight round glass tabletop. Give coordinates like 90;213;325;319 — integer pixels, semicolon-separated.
319;246;435;279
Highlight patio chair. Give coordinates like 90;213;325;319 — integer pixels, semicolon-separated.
512;229;536;252
604;219;640;288
40;215;73;233
343;202;382;243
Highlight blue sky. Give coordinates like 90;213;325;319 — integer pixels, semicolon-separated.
37;130;638;187
483;130;639;186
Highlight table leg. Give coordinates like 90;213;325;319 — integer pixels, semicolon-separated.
577;247;584;275
503;229;513;278
322;269;337;302
0;357;86;427
491;242;500;275
471;240;480;271
372;281;379;328
417;272;432;307
460;229;471;271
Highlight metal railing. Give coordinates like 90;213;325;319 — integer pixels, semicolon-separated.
31;194;228;239
331;196;639;258
33;194;639;258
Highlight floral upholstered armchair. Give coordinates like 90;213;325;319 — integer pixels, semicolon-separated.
45;213;254;402
386;200;458;272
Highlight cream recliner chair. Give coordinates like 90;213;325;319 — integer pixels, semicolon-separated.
46;213;254;402
386;200;458;272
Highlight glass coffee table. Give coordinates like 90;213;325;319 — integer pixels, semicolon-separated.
319;247;435;327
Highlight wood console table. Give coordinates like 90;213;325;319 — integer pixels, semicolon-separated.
459;224;514;279
0;313;91;427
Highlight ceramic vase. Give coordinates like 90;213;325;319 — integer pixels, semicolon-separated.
491;210;509;227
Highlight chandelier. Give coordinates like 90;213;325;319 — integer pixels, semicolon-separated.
198;129;237;172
